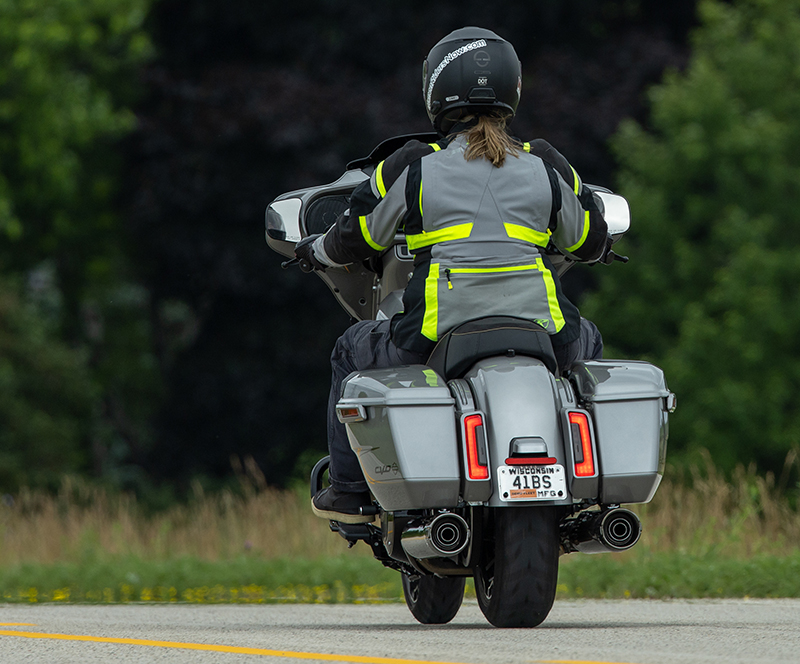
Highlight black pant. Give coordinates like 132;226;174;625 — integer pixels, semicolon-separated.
326;318;603;492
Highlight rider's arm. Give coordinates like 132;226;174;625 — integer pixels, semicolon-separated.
525;139;608;262
313;141;436;267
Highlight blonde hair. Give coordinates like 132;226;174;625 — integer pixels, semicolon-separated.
460;114;519;167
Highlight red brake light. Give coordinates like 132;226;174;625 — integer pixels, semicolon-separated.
568;411;596;477
464;414;489;480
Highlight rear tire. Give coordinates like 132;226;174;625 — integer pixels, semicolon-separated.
474;506;559;628
402;572;466;624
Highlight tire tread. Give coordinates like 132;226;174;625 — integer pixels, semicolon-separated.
402;573;465;625
474;507;559;628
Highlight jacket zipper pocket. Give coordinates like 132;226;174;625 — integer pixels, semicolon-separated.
444;263;543;282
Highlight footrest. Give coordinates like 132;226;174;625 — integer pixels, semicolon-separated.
330;521;373;543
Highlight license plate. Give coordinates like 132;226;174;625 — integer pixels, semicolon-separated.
497;464;567;501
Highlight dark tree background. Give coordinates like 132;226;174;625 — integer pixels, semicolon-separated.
123;0;698;489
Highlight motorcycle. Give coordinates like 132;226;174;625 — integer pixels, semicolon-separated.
265;133;675;628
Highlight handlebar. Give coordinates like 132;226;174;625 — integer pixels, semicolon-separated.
601;250;629;265
281;257;315;272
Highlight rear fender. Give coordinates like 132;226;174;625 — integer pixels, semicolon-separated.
464;356;572;507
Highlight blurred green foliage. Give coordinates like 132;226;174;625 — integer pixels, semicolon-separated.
0;0;151;269
0;0;157;492
583;0;800;472
0;277;94;489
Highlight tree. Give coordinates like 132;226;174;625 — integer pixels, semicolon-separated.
0;0;157;491
582;0;800;472
0;277;95;490
0;0;151;275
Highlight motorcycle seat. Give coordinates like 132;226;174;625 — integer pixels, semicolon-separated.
425;316;558;379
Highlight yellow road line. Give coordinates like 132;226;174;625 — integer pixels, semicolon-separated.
0;629;468;663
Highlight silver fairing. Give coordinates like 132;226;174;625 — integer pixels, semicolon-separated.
266;170;381;321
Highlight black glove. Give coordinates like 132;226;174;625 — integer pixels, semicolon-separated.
598;235;615;265
294;234;327;273
596;235;629;265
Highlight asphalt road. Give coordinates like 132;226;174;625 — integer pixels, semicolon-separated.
1;599;798;664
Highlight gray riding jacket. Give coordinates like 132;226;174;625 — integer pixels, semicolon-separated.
314;134;608;354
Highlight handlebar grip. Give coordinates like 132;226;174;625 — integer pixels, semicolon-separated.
281;257;314;272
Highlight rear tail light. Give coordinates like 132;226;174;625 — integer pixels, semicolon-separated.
463;413;489;480
568;411;596;477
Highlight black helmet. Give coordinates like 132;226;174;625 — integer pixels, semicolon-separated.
422;27;522;135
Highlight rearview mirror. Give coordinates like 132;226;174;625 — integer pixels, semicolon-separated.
266;197;303;243
594;192;631;237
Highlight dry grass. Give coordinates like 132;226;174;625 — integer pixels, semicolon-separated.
1;453;798;566
0;460;355;566
634;450;800;557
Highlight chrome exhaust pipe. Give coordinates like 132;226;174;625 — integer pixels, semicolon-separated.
561;508;642;554
401;513;470;560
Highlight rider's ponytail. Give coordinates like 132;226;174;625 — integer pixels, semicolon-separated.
461;114;519;168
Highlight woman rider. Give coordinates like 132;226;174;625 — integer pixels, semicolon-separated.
295;27;609;523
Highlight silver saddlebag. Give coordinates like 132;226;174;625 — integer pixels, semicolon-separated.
570;360;673;504
336;365;459;511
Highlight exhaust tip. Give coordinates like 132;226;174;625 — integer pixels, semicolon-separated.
429;514;470;556
401;513;471;559
599;509;641;551
561;507;643;554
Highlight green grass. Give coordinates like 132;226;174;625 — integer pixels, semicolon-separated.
556;550;800;599
0;554;400;604
3;549;800;604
